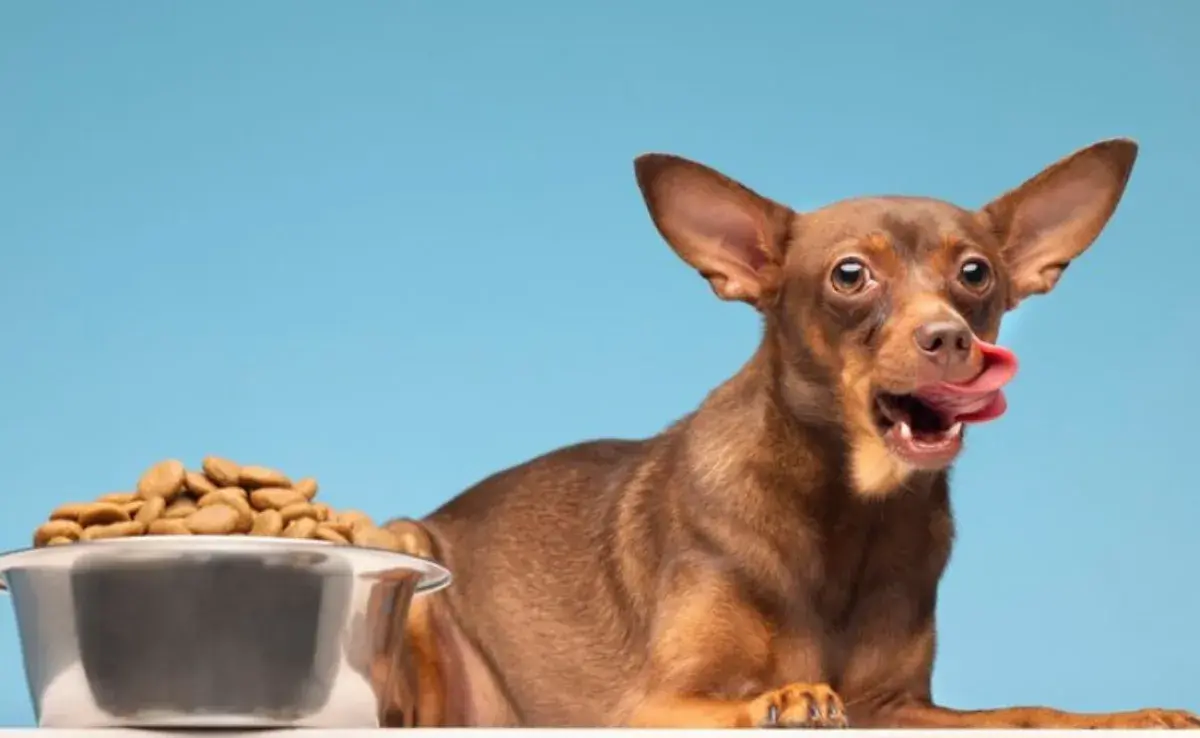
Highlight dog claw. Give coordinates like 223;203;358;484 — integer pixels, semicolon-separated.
752;683;849;729
766;704;779;725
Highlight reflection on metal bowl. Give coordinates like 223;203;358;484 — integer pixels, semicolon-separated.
0;536;450;729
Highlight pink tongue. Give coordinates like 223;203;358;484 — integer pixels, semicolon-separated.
915;340;1019;425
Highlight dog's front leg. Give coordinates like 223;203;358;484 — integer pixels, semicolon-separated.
878;701;1200;729
843;621;1199;730
622;562;848;729
628;683;849;729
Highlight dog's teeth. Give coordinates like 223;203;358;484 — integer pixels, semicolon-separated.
948;422;964;437
898;422;913;441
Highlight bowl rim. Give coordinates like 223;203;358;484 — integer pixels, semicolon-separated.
0;535;452;594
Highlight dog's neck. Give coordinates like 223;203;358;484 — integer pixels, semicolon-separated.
682;327;945;506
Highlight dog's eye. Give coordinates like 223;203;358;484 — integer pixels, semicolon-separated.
831;258;871;294
958;258;992;291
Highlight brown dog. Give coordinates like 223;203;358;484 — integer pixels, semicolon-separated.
384;138;1200;729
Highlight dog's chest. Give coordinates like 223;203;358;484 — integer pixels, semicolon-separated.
770;491;951;686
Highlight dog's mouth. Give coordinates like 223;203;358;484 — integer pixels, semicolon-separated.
873;392;965;467
872;340;1020;469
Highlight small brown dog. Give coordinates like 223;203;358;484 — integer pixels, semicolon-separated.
384;138;1200;729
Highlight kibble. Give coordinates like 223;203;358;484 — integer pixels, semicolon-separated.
281;517;318;539
49;503;91;521
238;465;291;489
215;486;248;502
197;488;246;508
99;492;138;504
313;524;349;545
34;519;83;547
324;519;353;538
249;487;305;511
78;502;130;527
184;505;241;535
279;502;317;524
134;496;166;526
148;518;191;535
198;490;254;531
249;509;284;537
294;478;319;501
33;456;404;554
162;499;197;519
337;510;372;530
202;456;241;487
81;521;146;540
184;472;218;498
136;459;187;501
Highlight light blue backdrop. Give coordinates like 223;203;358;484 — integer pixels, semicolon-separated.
2;0;1197;726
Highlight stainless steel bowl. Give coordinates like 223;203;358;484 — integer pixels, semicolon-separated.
0;536;451;729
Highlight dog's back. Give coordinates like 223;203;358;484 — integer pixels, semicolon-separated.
421;432;682;725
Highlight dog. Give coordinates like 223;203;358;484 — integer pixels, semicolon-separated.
381;138;1200;729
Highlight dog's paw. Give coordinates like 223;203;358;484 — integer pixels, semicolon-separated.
1094;709;1200;729
385;518;437;560
748;682;849;729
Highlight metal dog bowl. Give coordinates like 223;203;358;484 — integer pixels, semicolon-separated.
0;536;450;729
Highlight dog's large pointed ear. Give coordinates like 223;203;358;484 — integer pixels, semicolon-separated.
980;138;1139;308
634;154;792;307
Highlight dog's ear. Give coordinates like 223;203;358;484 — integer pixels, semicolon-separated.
634;154;792;307
980;138;1138;308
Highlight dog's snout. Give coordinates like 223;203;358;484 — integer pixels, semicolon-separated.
913;321;972;367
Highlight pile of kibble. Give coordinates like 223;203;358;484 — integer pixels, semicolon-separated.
33;456;401;551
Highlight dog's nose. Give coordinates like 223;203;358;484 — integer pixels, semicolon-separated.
914;321;973;367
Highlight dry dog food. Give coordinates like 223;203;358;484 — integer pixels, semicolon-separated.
34;456;402;551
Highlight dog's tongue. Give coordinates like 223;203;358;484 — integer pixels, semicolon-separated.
915;341;1019;425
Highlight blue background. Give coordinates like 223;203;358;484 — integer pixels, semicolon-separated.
2;0;1197;726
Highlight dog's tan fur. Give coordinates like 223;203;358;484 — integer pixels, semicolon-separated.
381;139;1199;729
